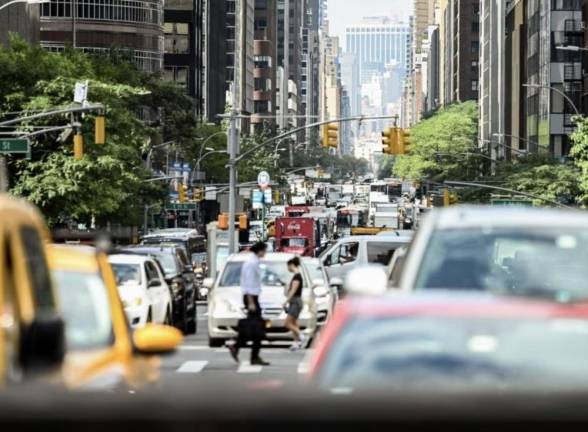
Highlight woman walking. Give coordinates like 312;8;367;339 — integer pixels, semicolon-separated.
284;256;306;351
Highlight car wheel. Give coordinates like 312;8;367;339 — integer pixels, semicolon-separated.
208;337;225;348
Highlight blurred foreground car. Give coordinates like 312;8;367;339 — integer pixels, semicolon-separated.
0;195;65;386
308;292;588;393
399;206;588;301
123;246;197;334
205;253;317;347
108;254;173;328
48;245;182;390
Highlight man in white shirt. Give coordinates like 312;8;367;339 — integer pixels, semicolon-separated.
229;242;269;365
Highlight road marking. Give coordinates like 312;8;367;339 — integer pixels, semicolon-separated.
176;361;208;373
178;345;210;351
297;362;309;374
237;362;263;374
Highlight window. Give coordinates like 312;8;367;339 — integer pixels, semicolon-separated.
164;22;190;54
145;261;160;285
366;242;397;265
470;42;479;54
20;226;54;309
471;80;479;91
111;264;142;285
339;242;359;264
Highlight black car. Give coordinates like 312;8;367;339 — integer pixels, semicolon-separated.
122;245;198;335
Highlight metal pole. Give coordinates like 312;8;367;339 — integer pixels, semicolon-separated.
0;156;8;192
228;87;239;253
72;0;76;48
143;205;149;234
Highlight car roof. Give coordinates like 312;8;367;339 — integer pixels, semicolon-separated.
341;292;588;320
430;206;588;230
227;252;296;263
336;235;413;242
48;244;99;272
123;245;177;254
143;228;200;239
108;254;150;265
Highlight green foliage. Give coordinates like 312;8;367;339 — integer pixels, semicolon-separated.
0;35;190;226
570;116;588;205
393;101;480;181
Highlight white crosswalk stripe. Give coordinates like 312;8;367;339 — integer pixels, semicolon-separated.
178;345;211;351
237;362;263;374
176;361;208;373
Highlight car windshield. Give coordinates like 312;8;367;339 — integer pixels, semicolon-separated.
414;228;588;302
219;261;292;287
317;316;588;392
153;252;180;277
111;263;141;285
53;271;114;351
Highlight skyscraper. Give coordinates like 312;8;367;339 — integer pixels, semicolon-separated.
345;17;411;86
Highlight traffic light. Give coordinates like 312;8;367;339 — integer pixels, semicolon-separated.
95;115;105;145
381;128;398;155
193;187;204;202
73;133;84;160
239;214;248;230
218;213;229;230
322;123;339;149
399;129;411;154
178;183;186;203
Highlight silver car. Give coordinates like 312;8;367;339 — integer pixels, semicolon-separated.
205;253;318;347
302;257;338;326
399;206;588;301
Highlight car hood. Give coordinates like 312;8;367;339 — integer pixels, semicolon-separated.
117;282;145;300
214;286;286;306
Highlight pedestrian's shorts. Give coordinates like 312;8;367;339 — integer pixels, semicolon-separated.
287;297;303;319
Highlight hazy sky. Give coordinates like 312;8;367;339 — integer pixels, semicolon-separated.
328;0;413;43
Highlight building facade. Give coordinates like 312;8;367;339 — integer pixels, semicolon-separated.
163;0;204;117
0;0;40;47
40;0;165;72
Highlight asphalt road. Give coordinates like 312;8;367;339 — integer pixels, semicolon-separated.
158;305;311;391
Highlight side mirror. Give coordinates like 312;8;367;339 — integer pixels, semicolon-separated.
323;255;331;266
148;279;162;288
313;286;329;297
133;324;183;355
203;277;214;289
184;264;194;273
20;312;65;371
345;266;387;296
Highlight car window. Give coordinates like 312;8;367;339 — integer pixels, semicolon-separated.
145;261;160;283
414;228;588;300
367;242;397;265
20;226;54;309
53;271;114;351
339;242;359;264
176;248;190;267
111;263;142;285
329;245;341;265
154;253;180;277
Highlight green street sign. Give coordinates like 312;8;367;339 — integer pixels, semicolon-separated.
166;202;198;211
0;138;31;159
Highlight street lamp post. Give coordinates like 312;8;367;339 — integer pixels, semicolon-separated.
523;83;581;117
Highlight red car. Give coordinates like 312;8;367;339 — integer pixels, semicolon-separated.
308;293;588;392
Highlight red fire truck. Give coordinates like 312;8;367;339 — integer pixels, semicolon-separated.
274;217;320;257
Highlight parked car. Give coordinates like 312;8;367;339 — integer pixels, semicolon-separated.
319;235;412;283
302;257;337;326
308;292;588;392
142;228;206;267
204;253;318;347
0;195;65;386
387;246;408;288
48;244;182;390
122;245;197;335
398;206;588;302
108;254;173;327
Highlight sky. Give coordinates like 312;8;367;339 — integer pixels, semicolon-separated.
328;0;413;43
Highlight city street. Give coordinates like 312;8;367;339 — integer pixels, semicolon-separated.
158;305;309;391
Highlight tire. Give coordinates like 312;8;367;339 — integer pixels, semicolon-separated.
208;337;225;348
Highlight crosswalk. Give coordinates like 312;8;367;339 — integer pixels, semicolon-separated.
174;359;309;375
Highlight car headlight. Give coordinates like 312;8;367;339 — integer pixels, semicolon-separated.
123;297;143;308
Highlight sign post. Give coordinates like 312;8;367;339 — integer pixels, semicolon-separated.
0;138;31;192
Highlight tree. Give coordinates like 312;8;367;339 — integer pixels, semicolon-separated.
0;36;194;227
393;101;480;182
570;116;588;205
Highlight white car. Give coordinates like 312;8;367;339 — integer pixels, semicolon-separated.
302;257;337;326
109;254;173;328
204;253;318;347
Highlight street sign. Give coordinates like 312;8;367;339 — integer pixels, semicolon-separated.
264;188;272;205
74;81;89;104
166;203;198;211
252;190;264;210
257;171;270;189
0;138;31;158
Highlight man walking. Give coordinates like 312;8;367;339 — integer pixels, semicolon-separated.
228;242;270;366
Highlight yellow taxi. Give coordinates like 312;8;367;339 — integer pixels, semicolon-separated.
0;194;65;387
48;244;182;390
